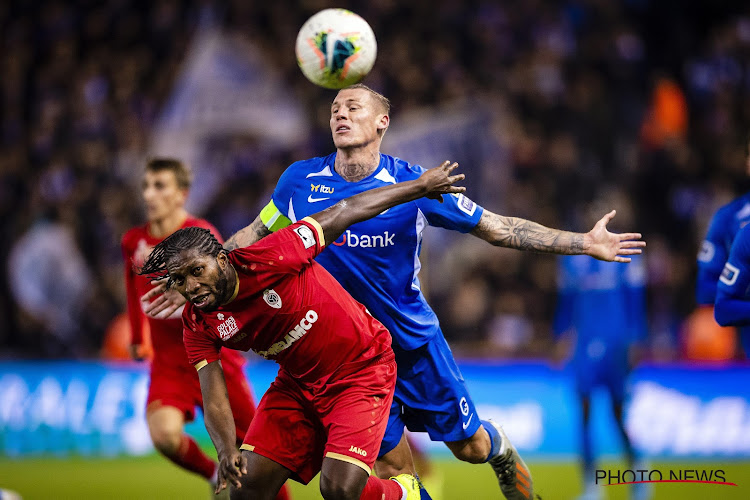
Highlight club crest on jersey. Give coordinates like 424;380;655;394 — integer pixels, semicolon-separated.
217;313;225;320
310;184;334;194
720;262;740;286
217;315;239;340
697;241;715;263
263;289;282;309
294;225;316;249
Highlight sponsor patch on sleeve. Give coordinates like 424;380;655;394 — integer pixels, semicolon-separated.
294;225;316;249
455;193;477;216
698;241;715;263
720;262;740;286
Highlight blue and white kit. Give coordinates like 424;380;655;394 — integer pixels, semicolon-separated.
261;152;485;453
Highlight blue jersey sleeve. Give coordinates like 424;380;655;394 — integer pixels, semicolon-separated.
715;225;750;326
415;193;484;233
697;208;731;305
270;161;303;220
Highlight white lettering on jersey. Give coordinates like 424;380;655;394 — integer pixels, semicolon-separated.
217;316;240;340
294;225;316;249
348;446;368;457
263;289;282;309
452;193;477;216
698;241;715;263
255;310;318;358
332;229;395;248
720;262;740;286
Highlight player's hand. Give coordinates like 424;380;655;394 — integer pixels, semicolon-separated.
216;449;247;494
584;210;646;262
421;161;466;202
129;344;145;362
141;279;186;319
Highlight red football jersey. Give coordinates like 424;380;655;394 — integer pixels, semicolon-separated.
183;218;392;391
122;216;223;364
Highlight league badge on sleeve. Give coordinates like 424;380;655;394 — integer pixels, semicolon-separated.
294;225;316;249
720;262;739;286
453;193;477;216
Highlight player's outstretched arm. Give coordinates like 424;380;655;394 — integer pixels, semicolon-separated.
313;161;465;244
471;209;645;263
224;215;272;251
198;361;248;494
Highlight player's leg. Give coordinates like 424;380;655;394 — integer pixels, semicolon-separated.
229;449;292;500
320;456;418;500
221;352;292;500
146;403;217;479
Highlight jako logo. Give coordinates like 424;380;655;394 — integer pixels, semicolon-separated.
333;229;395;248
349;446;367;457
255;310;318;358
311;184;334;194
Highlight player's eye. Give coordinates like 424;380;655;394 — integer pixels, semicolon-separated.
174;277;184;287
192;266;202;276
349;106;358;111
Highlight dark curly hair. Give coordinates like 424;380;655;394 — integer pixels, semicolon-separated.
138;227;225;289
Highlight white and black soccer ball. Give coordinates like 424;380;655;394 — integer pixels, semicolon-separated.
295;8;377;89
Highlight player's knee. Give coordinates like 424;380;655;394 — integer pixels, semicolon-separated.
319;475;365;500
148;421;182;455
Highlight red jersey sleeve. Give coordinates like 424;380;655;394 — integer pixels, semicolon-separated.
230;217;325;286
182;311;222;370
121;231;144;345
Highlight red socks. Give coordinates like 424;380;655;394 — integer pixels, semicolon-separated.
359;475;405;499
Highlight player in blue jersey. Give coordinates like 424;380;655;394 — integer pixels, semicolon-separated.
714;224;750;331
148;84;645;500
554;231;648;500
696;138;750;356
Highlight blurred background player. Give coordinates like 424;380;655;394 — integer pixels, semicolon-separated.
219;84;645;500
696;135;750;358
714;223;750;329
121;158;290;499
553;200;649;500
138;162;468;500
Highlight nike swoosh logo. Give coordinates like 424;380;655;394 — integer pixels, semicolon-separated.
462;413;474;430
308;195;330;203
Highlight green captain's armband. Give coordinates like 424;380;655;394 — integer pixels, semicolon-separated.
260;200;293;232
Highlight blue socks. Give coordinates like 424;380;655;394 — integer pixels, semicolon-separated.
481;419;502;462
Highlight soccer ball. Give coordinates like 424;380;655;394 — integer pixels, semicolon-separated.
295;8;377;89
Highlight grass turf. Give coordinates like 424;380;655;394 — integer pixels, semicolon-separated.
1;456;749;499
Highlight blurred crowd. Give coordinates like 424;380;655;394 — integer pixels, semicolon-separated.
2;0;750;361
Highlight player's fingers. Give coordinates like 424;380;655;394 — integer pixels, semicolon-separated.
447;174;465;183
599;210;616;225
617;248;643;255
618;233;643;242
237;454;248;475
447;186;466;194
140;284;166;302
445;161;459;172
613;256;632;263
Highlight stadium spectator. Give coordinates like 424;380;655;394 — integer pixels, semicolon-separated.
121;158;289;499
138;161;466;500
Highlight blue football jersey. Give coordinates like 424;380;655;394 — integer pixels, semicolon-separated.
697;192;750;305
715;224;750;327
262;153;484;350
553;254;647;360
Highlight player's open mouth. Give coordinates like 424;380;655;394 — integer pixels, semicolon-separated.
191;293;211;308
336;125;350;132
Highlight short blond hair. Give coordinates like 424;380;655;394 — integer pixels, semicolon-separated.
344;83;391;115
145;158;192;190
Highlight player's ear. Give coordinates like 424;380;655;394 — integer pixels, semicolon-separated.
377;114;389;136
216;251;228;269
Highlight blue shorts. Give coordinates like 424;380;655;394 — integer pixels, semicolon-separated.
570;351;629;402
379;332;481;457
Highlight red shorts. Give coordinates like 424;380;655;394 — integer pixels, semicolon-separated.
241;353;396;484
147;349;256;441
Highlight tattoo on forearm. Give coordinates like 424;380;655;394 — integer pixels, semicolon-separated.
473;215;584;254
224;219;271;251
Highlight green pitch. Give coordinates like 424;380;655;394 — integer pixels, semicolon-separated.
1;456;749;499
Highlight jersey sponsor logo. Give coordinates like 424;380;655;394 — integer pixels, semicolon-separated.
308;195;330;203
332;229;395;248
720;262;740;286
217;315;240;340
310;184;334;194
453;193;477;216
255;310;318;358
698;241;715;263
263;289;282;309
462;413;474;430
294;225;316;249
349;445;367;457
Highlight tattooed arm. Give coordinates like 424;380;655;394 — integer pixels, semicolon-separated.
471;209;645;262
223;215;272;251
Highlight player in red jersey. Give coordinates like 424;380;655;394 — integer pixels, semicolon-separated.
137;161;465;500
122;158;290;499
